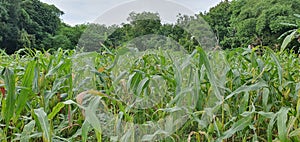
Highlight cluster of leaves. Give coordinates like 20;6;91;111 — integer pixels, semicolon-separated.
280;14;300;52
0;0;63;53
0;1;211;54
2;0;300;54
77;0;300;52
203;0;300;49
78;12;206;53
0;46;300;141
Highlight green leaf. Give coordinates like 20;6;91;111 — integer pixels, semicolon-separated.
2;68;16;124
0;128;5;141
267;112;277;142
16;60;36;116
85;97;102;133
267;47;283;85
45;60;65;78
217;115;252;141
81;120;90;142
197;47;222;100
45;76;68;106
280;23;298;27
128;72;142;94
225;81;267;100
136;77;149;95
262;88;270;111
294;14;300;18
20;120;36;142
48;102;65;120
63;100;85;109
289;128;300;137
257;111;275;119
116;47;130;56
281;30;297;52
34;108;51;142
277;107;290;142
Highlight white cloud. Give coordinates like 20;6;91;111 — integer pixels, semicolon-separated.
40;0;222;25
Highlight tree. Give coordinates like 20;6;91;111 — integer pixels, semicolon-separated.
229;0;300;48
0;0;64;53
20;0;63;50
77;23;110;52
100;12;163;50
176;14;217;50
127;12;161;37
202;0;300;49
0;1;8;44
0;0;22;54
42;23;87;50
203;0;232;48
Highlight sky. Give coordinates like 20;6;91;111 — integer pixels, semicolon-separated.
40;0;223;26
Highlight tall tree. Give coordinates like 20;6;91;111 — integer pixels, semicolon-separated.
0;0;63;53
229;0;300;48
20;0;63;50
203;0;232;48
0;0;22;53
202;0;300;49
127;12;161;37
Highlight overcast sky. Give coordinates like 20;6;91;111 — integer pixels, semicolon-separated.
40;0;223;26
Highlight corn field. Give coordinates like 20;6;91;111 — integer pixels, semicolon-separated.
0;47;300;142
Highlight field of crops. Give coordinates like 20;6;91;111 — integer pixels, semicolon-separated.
0;47;300;142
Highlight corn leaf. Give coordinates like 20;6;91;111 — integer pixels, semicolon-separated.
277;107;290;142
280;30;297;52
16;60;36;115
2;68;16;124
48;102;65;120
81;120;90;142
34;108;51;142
217;115;252;141
20;120;36;142
267;47;283;85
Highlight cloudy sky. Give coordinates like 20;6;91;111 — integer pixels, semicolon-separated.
40;0;223;26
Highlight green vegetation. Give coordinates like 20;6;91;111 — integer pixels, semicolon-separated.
1;0;300;53
204;0;300;49
0;47;300;141
1;0;300;141
0;0;63;53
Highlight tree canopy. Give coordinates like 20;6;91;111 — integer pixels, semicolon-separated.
0;0;63;53
204;0;300;49
0;0;300;53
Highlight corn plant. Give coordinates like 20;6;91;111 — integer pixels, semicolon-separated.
0;46;299;141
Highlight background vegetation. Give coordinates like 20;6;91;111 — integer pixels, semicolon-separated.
1;0;300;53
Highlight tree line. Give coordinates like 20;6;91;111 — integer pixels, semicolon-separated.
0;0;299;54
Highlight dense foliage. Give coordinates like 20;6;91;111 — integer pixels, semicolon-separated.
0;0;63;53
204;0;300;49
0;47;300;141
1;0;300;53
1;0;300;141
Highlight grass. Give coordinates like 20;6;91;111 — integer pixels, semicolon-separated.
0;46;300;141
